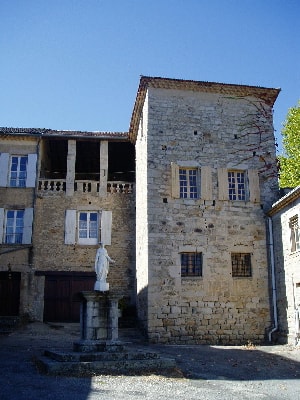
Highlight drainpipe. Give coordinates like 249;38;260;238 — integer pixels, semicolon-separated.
268;217;278;342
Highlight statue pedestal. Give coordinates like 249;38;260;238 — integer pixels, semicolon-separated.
94;281;109;291
37;290;177;375
73;291;122;352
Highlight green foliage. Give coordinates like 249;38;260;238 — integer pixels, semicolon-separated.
279;101;300;188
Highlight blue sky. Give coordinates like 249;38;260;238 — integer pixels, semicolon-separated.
0;0;299;153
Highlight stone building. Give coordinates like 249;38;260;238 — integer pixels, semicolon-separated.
0;76;282;344
268;186;300;344
0;128;135;322
129;77;280;344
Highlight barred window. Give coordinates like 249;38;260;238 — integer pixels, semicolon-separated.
231;253;251;277
290;216;300;253
181;252;202;277
228;171;246;201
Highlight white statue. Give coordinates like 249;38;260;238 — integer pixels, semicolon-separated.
94;242;115;291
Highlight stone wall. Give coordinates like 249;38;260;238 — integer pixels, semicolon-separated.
32;190;136;311
0;137;38;318
136;87;279;344
272;198;300;344
0;135;136;321
135;93;149;330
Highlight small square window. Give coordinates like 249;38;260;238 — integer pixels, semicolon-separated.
231;253;251;277
181;252;202;276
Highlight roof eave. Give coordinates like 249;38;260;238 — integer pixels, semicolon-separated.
0;128;129;141
268;186;300;216
129;76;281;143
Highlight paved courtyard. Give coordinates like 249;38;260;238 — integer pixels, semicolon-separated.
1;322;300;400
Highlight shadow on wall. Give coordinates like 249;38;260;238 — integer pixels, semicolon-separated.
269;216;288;344
136;283;148;338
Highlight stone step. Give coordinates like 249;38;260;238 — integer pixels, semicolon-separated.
44;349;160;362
0;316;21;334
119;327;145;343
36;353;176;376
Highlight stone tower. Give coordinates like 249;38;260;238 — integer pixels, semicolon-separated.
129;76;280;344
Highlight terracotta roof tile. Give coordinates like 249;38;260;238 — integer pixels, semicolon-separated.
0;127;129;140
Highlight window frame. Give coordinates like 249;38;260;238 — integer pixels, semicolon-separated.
77;211;99;245
228;170;247;201
290;215;300;253
181;252;203;277
9;155;28;188
4;209;24;244
179;167;200;199
65;209;112;246
231;253;252;277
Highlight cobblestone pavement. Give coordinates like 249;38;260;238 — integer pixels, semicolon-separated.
1;322;300;400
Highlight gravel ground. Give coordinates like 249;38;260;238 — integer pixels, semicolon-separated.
1;322;300;400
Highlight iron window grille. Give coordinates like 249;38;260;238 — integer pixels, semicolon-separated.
231;253;252;277
181;252;202;276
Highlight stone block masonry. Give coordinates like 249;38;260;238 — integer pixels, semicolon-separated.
135;82;279;344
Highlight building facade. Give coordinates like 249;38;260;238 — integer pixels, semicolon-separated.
269;186;300;344
0;76;282;344
130;77;280;344
0;128;135;322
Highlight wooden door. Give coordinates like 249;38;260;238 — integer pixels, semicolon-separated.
0;272;21;316
43;272;94;322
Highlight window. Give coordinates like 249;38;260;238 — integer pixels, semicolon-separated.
65;209;112;245
290;216;300;253
0;153;37;188
228;171;246;201
5;210;24;244
181;252;202;277
78;212;98;244
0;208;33;245
9;156;28;187
218;169;260;202
231;253;252;277
179;168;199;199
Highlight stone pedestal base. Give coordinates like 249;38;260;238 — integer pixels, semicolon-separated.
37;290;177;376
94;281;109;291
73;291;121;352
